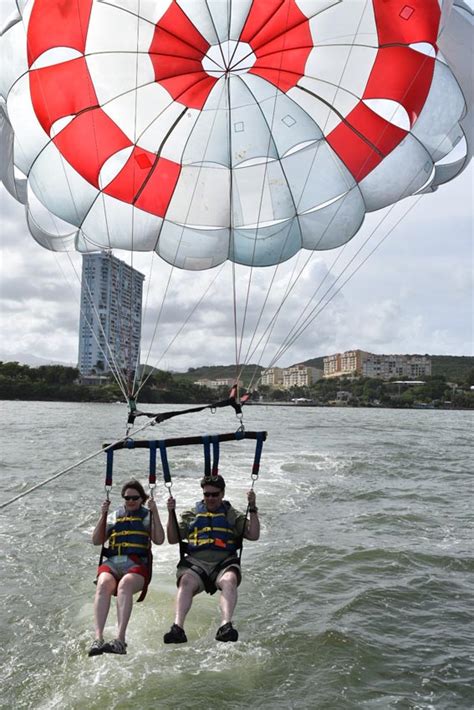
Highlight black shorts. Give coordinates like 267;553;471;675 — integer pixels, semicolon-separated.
177;555;241;595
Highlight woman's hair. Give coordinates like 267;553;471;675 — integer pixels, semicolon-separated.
120;479;149;502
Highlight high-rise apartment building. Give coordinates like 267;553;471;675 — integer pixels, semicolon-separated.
78;252;145;377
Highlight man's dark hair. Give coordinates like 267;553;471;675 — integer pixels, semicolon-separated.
200;474;225;491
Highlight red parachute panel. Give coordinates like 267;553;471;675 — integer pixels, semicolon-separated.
27;0;93;66
53;109;131;188
29;58;98;134
372;0;440;46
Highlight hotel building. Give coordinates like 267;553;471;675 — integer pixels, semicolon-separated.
78;252;144;377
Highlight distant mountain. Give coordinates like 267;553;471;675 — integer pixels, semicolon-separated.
0;351;76;368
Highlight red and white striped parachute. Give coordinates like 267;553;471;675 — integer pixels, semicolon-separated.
1;0;471;269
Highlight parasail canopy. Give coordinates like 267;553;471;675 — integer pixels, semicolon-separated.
0;0;471;269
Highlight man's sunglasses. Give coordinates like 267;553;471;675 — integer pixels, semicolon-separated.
123;495;141;501
203;491;221;498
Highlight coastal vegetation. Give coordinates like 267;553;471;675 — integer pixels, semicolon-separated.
0;358;473;409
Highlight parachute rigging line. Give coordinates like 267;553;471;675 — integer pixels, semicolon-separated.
2;0;469;400
134;79;230;398
134;262;226;401
126;386;250;427
234;4;436;378
271;195;425;367
223;0;367;384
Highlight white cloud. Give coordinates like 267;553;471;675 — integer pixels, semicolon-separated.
1;0;473;374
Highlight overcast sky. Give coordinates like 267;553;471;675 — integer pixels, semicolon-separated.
1;1;472;373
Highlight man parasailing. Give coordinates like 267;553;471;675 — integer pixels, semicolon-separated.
164;474;259;643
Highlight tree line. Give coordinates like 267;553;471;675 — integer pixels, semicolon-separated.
0;361;473;409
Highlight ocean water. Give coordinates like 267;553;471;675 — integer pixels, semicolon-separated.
1;401;473;710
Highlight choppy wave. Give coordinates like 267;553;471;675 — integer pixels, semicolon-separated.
1;403;473;709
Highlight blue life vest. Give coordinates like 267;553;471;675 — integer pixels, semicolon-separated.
105;506;150;559
186;501;238;553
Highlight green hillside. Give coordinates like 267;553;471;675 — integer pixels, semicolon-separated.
176;354;473;387
431;355;474;384
175;364;264;388
300;356;325;370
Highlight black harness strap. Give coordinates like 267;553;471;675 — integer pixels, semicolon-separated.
104;430;266;452
127;388;250;426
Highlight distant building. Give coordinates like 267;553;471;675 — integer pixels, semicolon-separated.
260;367;284;387
323;350;431;380
194;377;241;390
283;364;322;389
78;252;144;377
194;378;220;389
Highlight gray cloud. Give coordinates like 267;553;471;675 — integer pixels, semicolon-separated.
1;0;472;371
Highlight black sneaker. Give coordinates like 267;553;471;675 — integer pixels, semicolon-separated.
88;639;106;656
163;624;187;644
215;622;238;642
102;638;127;655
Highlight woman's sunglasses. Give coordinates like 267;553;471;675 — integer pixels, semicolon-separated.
123;495;141;501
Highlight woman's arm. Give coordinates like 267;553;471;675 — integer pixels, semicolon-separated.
92;499;111;545
148;498;165;544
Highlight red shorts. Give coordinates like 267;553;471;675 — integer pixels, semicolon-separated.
97;555;149;590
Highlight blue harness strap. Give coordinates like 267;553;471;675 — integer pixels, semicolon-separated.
104;432;267;486
105;450;114;487
202;435;211;477
149;441;157;486
211;435;220;476
252;431;265;477
158;440;172;485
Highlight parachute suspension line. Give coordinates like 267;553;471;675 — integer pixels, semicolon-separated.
231;260;241;395
224;70;239;393
243;2;443;377
135;263;227;401
131;251;157;398
232;0;295;388
16;16;131;399
272;195;425;367
267;78;456;372
236;2;371;376
134;81;228;399
126;4;143;400
242;258;308;390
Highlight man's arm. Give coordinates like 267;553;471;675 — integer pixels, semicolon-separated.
243;490;260;541
166;496;182;544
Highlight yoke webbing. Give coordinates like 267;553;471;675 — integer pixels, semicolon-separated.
127;389;250;426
